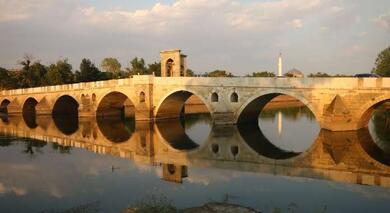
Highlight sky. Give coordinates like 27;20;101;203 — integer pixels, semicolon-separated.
0;0;389;76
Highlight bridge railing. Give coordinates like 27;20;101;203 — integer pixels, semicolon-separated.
0;78;133;96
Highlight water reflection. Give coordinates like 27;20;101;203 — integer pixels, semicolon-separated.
97;116;135;143
259;106;320;152
53;114;78;135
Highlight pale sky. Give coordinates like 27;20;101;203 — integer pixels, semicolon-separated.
0;0;389;75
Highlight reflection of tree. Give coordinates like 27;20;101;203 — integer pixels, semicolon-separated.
51;143;72;154
370;109;390;153
22;138;47;158
260;106;315;121
0;135;13;147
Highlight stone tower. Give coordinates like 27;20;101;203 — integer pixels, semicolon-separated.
160;49;187;77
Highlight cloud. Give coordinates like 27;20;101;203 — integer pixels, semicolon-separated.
290;19;303;29
373;12;390;31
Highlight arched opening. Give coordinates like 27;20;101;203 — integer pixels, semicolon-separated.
156;90;212;150
166;58;174;77
0;99;10;114
97;92;135;119
211;92;218;102
139;91;146;103
53;95;79;115
362;99;390;162
237;93;320;158
230;92;238;102
96;92;136;143
52;95;79;135
22;98;38;129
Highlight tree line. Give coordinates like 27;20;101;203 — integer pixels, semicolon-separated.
0;56;164;90
1;46;389;90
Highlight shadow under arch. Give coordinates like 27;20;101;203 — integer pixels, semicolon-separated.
155;89;212;120
22;97;38;129
0;99;10;114
52;95;79;135
237;122;300;159
96;91;135;118
236;91;318;124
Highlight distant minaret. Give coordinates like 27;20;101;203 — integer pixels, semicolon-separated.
278;52;283;77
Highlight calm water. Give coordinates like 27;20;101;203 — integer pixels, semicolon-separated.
0;105;389;213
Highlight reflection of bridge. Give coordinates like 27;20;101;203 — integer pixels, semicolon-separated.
1;115;389;186
0;75;389;131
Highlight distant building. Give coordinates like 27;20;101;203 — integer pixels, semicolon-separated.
285;68;304;77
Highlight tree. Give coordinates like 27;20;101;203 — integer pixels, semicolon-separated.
101;58;121;78
204;70;234;77
0;67;11;89
247;71;275;77
46;59;74;85
308;72;331;77
77;58;101;82
186;69;195;77
127;57;147;76
147;62;161;76
373;46;390;77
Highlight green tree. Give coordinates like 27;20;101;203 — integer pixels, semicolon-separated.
77;58;101;82
204;70;234;77
373;46;390;77
186;69;196;77
46;59;74;85
308;72;331;77
247;71;275;77
0;67;11;89
147;62;161;76
127;57;147;76
100;57;121;78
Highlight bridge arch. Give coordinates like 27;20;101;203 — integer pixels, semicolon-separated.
235;89;319;124
0;99;11;114
357;94;390;129
155;89;212;120
96;91;135;118
22;97;38;129
52;95;79;115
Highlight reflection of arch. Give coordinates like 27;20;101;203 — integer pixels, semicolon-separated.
358;128;390;167
53;114;78;135
53;95;79;115
156;119;199;150
97;117;135;143
236;90;317;124
237;123;300;159
97;91;135;118
22;97;38;129
0;99;10;114
166;58;174;77
357;94;390;129
230;92;238;102
211;92;219;102
155;89;212;120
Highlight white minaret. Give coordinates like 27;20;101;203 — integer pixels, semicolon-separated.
278;52;283;77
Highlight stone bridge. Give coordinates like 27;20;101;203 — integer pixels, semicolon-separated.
0;75;390;131
0;115;389;186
